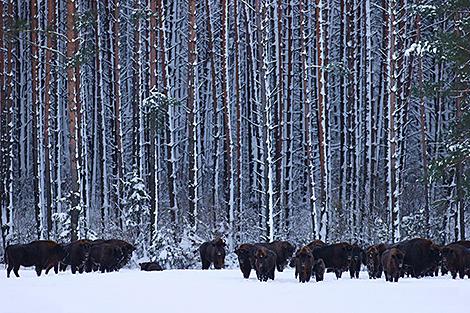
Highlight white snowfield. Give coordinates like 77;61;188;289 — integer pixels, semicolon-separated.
0;269;468;313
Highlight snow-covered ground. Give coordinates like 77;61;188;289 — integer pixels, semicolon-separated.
0;268;468;313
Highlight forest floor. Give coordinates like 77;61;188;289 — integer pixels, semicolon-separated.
0;268;468;313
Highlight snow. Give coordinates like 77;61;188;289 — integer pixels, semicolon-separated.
1;269;468;313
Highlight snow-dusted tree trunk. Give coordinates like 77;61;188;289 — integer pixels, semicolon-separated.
220;0;235;246
204;0;220;228
315;0;329;241
66;0;81;242
112;0;123;229
282;0;293;234
31;0;45;239
187;0;198;230
385;0;400;243
43;0;56;239
233;0;242;243
274;0;284;223
415;13;430;235
157;0;178;224
299;0;318;238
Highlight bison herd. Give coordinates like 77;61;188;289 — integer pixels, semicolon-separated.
4;237;470;283
4;239;135;278
201;237;470;283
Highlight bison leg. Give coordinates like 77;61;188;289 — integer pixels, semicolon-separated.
349;268;355;279
35;265;42;277
13;265;20;277
335;270;342;279
270;267;275;280
60;263;67;272
54;263;59;274
201;259;211;270
7;264;13;278
71;265;77;274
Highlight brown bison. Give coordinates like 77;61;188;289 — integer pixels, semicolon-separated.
139;261;164;271
84;239;134;273
87;242;124;273
234;243;257;278
441;244;470;279
254;246;276;282
366;243;388;279
310;242;353;279
5;240;66;278
199;238;226;270
313;258;326;282
452;240;470;249
256;240;295;272
381;248;405;282
60;239;92;274
307;240;327;250
294;246;315;283
349;244;366;279
394;238;440;278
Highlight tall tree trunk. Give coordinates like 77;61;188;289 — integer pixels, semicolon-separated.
157;0;178;224
315;0;328;240
187;0;198;230
31;0;43;239
43;0;56;239
67;0;81;242
220;0;235;246
112;0;123;229
416;13;430;236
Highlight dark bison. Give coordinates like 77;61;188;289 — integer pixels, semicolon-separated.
199;238;226;270
5;240;66;278
349;244;366;279
104;239;136;269
307;240;327;251
139;261;164;271
310;242;353;279
235;243;257;278
441;244;470;279
87;242;123;273
366;243;388;279
382;248;405;282
256;240;295;272
60;239;92;274
254;246;276;282
293;246;315;283
394;238;440;278
452;240;470;249
85;239;135;273
313;259;326;282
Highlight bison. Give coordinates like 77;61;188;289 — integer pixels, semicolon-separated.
199;238;226;270
254;246;276;282
382;248;405;282
313;258;326;282
441;244;470;279
349;244;366;279
366;243;388;279
5;240;66;278
139;261;164;271
294;246;315;283
235;243;257;278
394;238;440;278
310;242;353;279
60;239;92;274
256;241;295;272
87;243;123;273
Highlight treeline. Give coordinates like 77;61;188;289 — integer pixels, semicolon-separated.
0;0;468;267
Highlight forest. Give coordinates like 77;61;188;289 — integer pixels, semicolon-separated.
0;0;468;268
